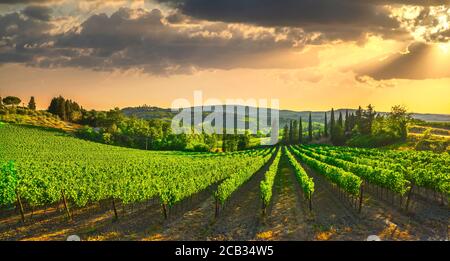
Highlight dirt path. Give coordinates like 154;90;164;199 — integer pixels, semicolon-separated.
205;166;267;240
300;164;380;240
256;155;313;240
0;200;167;241
143;195;216;241
361;185;449;240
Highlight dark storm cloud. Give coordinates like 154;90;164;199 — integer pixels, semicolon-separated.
157;0;399;28
0;8;313;74
1;0;446;5
0;11;55;63
0;0;60;3
366;0;449;5
22;5;52;21
0;1;447;77
357;42;450;80
55;8;313;73
155;0;416;42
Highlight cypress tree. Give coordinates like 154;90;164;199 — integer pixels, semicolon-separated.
48;97;59;115
349;113;356;132
356;106;363;134
28;96;36;110
298;117;303;144
65;100;72;121
288;121;291;144
330;108;335;140
57;97;67;121
222;134;227;152
344;109;349;132
324;112;328;137
308;112;313;142
292;120;298;143
338;111;343;128
283;124;290;144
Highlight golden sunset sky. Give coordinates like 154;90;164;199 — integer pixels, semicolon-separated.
0;0;449;113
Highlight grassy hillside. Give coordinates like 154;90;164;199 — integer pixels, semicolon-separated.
0;108;81;132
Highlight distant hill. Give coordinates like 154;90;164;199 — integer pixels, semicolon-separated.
122;105;450;126
122;106;175;121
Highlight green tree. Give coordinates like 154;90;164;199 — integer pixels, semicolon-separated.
222;134;227;152
27;96;36;110
361;104;376;135
48;97;59;115
283;124;290;144
308;112;313;142
292;120;298;144
330;108;335;139
387;105;411;141
58;98;67;121
2;96;21;107
338;111;343;128
348;112;356;131
238;132;251;150
332;112;345;145
344;109;349;132
298;117;303;144
289;120;294;144
355;106;363;134
324;112;328;137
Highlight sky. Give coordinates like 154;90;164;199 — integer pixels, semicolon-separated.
0;0;449;113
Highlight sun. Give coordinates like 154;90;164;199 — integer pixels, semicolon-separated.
438;43;449;54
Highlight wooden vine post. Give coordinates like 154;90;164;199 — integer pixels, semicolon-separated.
215;198;220;218
61;190;72;221
112;198;118;220
308;191;313;212
405;184;414;212
162;203;168;220
15;191;25;223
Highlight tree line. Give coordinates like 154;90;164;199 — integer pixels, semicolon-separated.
1;96;36;110
282;104;411;147
1;95;252;152
1;94;412;150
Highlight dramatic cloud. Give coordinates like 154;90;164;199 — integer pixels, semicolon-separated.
22;5;52;21
0;0;62;4
0;10;55;63
157;0;402;41
0;7;319;74
0;0;448;78
366;0;449;5
357;42;450;80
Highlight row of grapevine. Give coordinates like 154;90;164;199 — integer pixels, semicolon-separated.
259;147;282;211
289;146;362;196
0;124;273;222
215;148;275;205
295;145;410;195
284;147;314;198
305;145;449;196
284;147;314;210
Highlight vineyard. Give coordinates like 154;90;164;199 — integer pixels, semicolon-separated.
0;123;448;241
